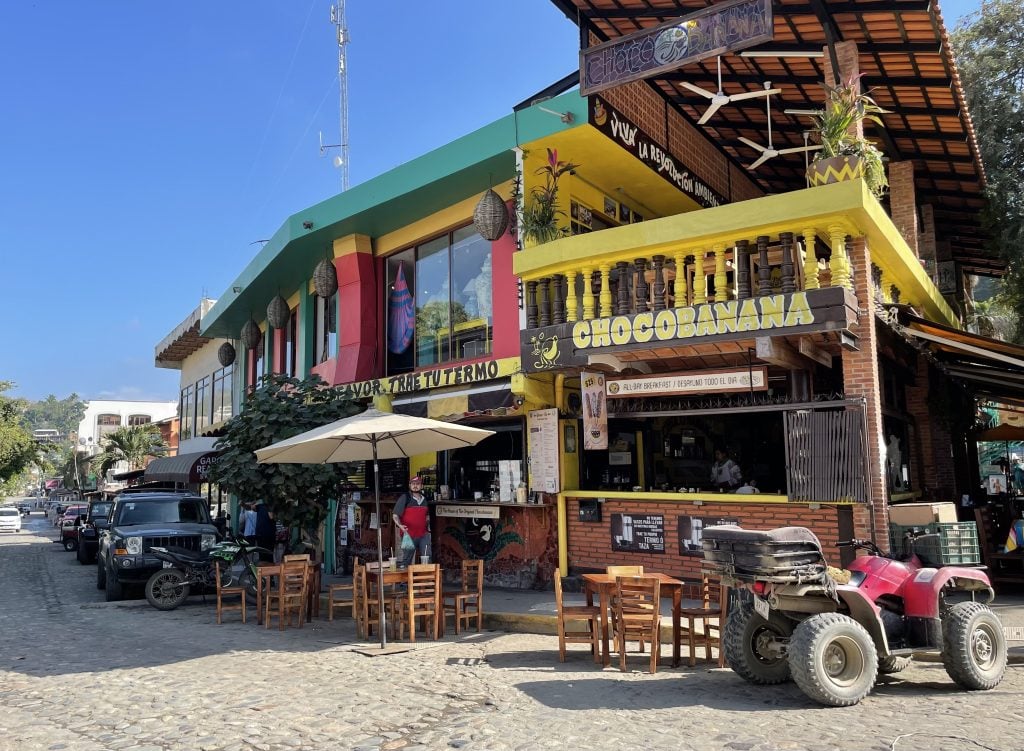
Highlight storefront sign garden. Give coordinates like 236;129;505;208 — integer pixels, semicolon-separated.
521;286;857;373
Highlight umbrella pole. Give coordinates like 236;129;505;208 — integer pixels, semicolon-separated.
373;439;387;650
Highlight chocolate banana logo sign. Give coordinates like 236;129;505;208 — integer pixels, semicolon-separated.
530;332;561;370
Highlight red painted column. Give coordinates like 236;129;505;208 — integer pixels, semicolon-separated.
491;206;520;360
271;327;286;374
334;251;378;383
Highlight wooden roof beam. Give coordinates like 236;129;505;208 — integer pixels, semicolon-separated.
580;1;932;20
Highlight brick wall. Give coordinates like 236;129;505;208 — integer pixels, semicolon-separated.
843;237;890;538
888;162;919;257
905;355;935;494
601;80;763;205
567;498;845;578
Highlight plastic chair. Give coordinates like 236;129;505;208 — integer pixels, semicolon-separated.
442;559;484;635
214;560;246;625
680;573;728;667
611;576;662;673
554;575;601;663
396;564;441;641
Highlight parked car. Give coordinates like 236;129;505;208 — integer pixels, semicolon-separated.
76;499;113;564
16;503;31;516
96;492;219;602
0;507;23;533
57;505;89;551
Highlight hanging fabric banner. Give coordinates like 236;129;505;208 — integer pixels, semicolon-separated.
582;371;608;450
388;261;415;354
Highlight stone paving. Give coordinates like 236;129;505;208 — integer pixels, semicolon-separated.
1;511;1022;751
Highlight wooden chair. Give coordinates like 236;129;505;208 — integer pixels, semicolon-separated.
351;562;389;639
265;560;308;630
214;560;246;625
396;564;441;642
554;575;601;663
606;565;644;577
442;559;484;635
611;576;661;673
283;554;320;620
680;573;728;667
327;578;356;622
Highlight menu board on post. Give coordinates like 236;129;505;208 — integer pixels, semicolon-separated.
610;513;665;553
527;408;560;494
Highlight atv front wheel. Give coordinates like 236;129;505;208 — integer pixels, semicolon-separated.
789;613;877;707
942;601;1006;690
723;604;792;685
878;655;912;674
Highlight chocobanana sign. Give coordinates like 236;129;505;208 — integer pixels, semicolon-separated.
520;287;857;373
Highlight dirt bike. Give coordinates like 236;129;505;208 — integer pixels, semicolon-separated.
702;525;1007;707
144;534;268;612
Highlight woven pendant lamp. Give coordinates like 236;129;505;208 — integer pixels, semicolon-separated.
267;294;289;329
472;188;509;241
313;258;338;298
217;342;236;367
240;319;262;350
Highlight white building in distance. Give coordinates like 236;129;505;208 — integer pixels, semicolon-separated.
77;399;178;454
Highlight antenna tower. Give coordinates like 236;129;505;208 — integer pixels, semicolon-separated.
330;2;350;191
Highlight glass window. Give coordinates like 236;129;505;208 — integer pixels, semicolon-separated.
386;249;416;374
195;376;210;432
254;335;265;383
314;292;338;364
96;414;121;440
179;386;194;440
415;235;450;368
127;414;151;426
212;365;233;423
287;308;298;377
450;226;492;360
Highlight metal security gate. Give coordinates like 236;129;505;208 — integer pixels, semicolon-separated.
785;406;868;503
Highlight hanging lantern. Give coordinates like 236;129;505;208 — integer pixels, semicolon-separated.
472;188;509;241
240;319;262;350
267;294;290;329
217;342;236;367
313;258;338;298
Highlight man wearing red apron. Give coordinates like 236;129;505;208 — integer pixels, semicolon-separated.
394;476;431;567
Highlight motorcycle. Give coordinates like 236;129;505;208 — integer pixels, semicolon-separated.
702;525;1007;707
144;534;269;612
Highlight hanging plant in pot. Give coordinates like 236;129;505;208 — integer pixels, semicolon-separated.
807;74;889;199
517;148;579;247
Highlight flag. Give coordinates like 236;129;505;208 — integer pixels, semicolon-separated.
388;262;415;354
1005;520;1024;553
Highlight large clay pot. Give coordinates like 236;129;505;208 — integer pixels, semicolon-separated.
807;155;864;187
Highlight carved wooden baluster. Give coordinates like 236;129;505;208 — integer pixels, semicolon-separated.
780;232;796;294
538;278;550;327
756;235;771;295
599;264;612;317
712;244;727;302
582;267;595;320
651;255;665;311
634;258;648;313
566;271;579;322
828;225;851;289
526;280;538;328
802;228;819;290
551;275;566;325
673;250;688;307
615;261;630;314
735;239;751;299
845;235;856;287
692;251;707;305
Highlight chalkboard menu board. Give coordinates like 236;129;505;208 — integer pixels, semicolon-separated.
610;513;665;553
376;458;410;493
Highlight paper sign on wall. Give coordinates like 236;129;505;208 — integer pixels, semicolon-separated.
581;371;608;450
528;408;561;494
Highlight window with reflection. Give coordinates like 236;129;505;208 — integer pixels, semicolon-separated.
97;414;121;440
127;414;151;426
385;225;492;375
314;292;338;364
212;366;233;424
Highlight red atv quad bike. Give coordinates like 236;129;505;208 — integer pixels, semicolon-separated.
702;525;1007;707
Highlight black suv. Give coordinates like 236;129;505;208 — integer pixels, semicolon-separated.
76;499;113;565
96;492;218;602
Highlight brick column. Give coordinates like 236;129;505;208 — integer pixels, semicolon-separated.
842;236;889;542
821;41;862;137
888;162;919;257
905;356;935;495
919;204;937;282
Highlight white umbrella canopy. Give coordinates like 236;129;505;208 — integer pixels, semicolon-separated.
254;408;495;464
255;407;495;649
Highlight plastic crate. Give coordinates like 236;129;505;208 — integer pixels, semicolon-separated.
888;521;980;565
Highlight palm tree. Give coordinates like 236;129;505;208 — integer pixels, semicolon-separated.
91;424;169;475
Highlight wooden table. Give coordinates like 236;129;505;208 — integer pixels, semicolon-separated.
582;572;684;668
255;561;320;625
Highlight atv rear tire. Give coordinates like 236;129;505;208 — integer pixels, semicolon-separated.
878;655;912;674
723;604;792;685
789;613;877;707
941;601;1006;690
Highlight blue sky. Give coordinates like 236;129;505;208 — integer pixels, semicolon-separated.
0;0;982;403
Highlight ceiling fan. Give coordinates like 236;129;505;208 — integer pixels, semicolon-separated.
739;86;822;170
680;56;781;125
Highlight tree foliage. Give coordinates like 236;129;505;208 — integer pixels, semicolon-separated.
0;382;38;485
208;374;362;547
89;424;169;475
952;1;1024;337
21;393;87;438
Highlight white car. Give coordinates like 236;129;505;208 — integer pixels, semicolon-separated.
0;507;22;533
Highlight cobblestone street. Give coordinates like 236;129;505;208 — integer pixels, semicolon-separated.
2;514;1022;751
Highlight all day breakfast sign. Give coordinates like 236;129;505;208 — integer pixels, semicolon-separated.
606;367;767;398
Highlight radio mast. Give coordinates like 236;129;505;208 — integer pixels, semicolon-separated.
330;2;350;191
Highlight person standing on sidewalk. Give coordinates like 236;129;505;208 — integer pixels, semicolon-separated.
254;502;276;562
394;476;431;567
241;502;257;545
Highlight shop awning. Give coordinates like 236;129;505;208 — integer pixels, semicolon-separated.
390;380;518;420
111;468;146;482
894;310;1024;401
144;451;220;484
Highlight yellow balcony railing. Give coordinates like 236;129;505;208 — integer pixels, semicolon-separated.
513;179;956;329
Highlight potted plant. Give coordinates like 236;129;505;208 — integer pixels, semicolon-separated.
807;74;889;199
517;148;578;246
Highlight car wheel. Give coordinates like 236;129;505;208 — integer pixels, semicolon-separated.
96;558;106;590
64;537;79;552
104;561;123;602
77;544;88;565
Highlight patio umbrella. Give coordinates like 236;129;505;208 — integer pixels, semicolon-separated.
255;408;494;648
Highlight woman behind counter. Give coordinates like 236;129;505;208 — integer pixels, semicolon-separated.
710;448;742;491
